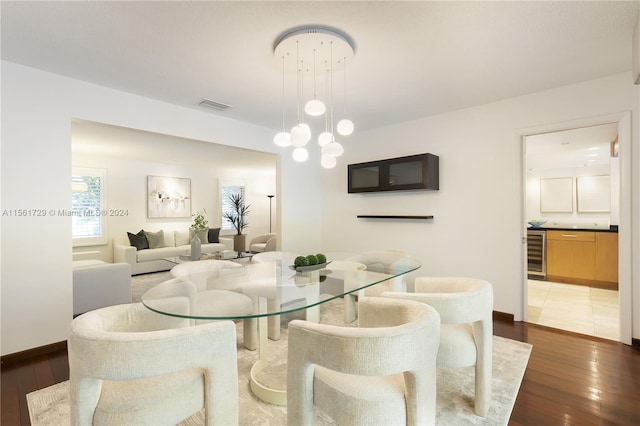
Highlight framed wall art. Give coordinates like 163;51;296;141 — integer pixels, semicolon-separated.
147;175;191;218
577;175;610;213
540;177;573;213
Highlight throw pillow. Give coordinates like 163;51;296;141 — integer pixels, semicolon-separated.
127;230;149;251
175;229;190;246
208;227;221;243
145;230;165;249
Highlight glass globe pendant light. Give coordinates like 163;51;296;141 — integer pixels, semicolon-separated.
321;154;337;169
336;118;354;136
274;131;291;147
292;147;309;162
290;124;309;147
318;131;332;147
322;140;344;157
305;99;325;116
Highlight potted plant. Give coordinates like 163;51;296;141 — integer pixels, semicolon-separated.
223;193;250;252
190;209;208;260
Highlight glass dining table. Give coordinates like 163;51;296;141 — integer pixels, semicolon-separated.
142;251;421;406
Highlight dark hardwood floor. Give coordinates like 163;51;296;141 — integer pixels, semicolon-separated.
2;320;639;425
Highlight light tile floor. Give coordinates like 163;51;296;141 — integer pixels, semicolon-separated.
527;279;619;341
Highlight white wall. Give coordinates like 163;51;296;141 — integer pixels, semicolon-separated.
321;73;639;339
1;61;321;355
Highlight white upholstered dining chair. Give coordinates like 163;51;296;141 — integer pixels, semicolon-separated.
169;259;257;349
287;296;441;426
340;250;410;323
383;276;494;416
345;250;409;295
68;301;238;425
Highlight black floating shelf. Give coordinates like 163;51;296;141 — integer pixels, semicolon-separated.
357;215;434;220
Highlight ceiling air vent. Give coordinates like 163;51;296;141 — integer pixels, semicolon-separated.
197;98;232;111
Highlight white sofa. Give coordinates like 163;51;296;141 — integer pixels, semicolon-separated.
114;229;233;275
73;260;132;316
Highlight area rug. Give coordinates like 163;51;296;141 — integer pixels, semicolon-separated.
28;273;532;425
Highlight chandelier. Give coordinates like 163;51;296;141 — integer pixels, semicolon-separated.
273;26;356;169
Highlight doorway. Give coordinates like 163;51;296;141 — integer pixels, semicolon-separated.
520;113;631;344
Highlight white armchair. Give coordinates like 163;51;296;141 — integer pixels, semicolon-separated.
68;301;238;425
249;233;276;253
287;297;441;426
383;277;494;416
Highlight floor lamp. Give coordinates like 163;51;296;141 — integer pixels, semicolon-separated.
267;195;274;233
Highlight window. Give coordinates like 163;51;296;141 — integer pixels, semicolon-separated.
72;167;107;246
221;184;245;231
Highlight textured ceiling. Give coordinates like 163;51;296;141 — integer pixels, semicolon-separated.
2;1;638;136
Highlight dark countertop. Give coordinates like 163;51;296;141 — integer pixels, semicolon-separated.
528;226;618;233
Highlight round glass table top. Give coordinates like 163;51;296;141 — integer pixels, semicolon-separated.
142;251;421;320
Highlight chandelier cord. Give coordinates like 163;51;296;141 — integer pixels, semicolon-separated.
296;41;301;125
300;59;304;124
343;56;348;118
281;56;286;131
312;49;317;100
324;62;329;132
330;41;334;140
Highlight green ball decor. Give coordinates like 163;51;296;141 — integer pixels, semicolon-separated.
306;254;318;265
294;256;309;267
315;253;327;264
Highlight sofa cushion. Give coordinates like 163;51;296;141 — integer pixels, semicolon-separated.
208;227;221;243
136;246;186;262
250;243;267;253
175;229;190;246
127;230;149;250
145;230;165;249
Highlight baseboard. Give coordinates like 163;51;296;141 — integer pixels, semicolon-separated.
1;340;67;365
493;310;514;322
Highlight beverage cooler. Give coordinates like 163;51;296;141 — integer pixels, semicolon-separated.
527;230;546;279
